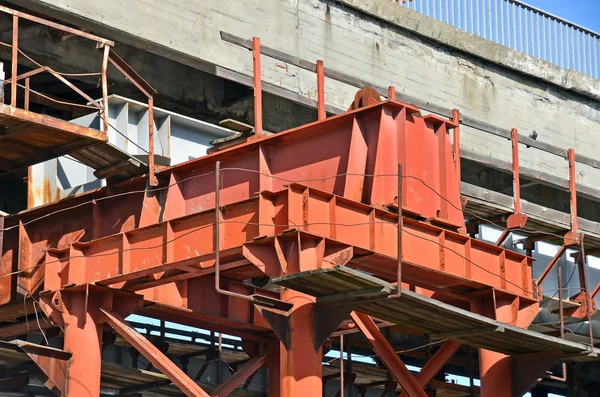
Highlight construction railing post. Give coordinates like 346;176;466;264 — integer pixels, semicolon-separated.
388;86;396;101
148;96;158;186
63;292;102;397
511;128;521;214
24;77;29;111
11;15;18;107
101;44;110;134
568;148;578;234
252;37;263;136
316;60;325;121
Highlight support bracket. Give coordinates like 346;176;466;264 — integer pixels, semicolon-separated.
512;350;563;396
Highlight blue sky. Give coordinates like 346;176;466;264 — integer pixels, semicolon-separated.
525;0;600;32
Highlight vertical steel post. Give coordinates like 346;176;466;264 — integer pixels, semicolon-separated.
11;16;18;107
148;96;158;186
558;267;564;339
316;60;325;121
511;128;521;214
24;77;29;111
101;44;110;134
63;292;102;397
252;37;263;136
388;86;396;101
568;149;578;233
340;334;344;397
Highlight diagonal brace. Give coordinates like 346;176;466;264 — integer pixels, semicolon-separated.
351;311;427;397
101;308;210;397
210;352;267;396
398;340;461;397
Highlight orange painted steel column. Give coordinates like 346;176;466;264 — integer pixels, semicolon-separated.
252;37;263;136
280;289;322;397
568;148;578;233
511;128;521;214
479;350;512;397
316;60;325;120
475;298;512;397
63;292;102;397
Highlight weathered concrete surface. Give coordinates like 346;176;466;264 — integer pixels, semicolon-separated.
8;0;600;193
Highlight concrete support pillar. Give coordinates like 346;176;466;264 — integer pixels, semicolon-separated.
63;292;102;397
280;289;322;397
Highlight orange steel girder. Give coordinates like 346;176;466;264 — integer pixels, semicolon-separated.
0;99;547;396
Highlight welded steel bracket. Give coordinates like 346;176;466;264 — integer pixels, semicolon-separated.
511;350;563;396
0;340;70;395
314;304;354;351
256;306;291;349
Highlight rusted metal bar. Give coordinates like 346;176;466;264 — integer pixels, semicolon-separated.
106;48;157;98
350;311;427;397
45;66;103;110
11;15;17;107
148;97;158;186
23;77;29;111
398;340;461;397
3;67;44;85
390;163;402;299
340;334;344;397
210;353;267;396
558;267;565;340
252;37;263;136
568;148;578;233
495;229;511;247
317;60;325;121
101;308;210;397
101;44;110;134
511;128;521;214
0;5;114;46
388;86;396;101
537;244;567;288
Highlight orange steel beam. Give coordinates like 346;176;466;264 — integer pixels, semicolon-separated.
101;308;211;397
397;340;461;397
210;352;268;396
316;60;325;120
351;311;427;397
3;101;536;312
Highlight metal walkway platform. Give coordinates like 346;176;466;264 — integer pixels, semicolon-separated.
0;104;147;180
274;266;600;361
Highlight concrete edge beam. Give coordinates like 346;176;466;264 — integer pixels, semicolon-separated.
339;0;600;101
